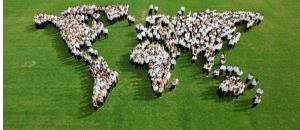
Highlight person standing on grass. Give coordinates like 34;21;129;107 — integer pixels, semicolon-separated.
103;28;108;38
248;78;258;89
154;6;159;15
180;6;185;15
256;87;264;96
148;4;153;15
252;94;261;108
233;66;240;76
220;53;225;65
245;73;254;84
191;55;197;63
170;78;179;91
213;69;220;79
226;65;233;76
171;58;176;70
220;64;226;76
127;15;135;26
237;68;243;78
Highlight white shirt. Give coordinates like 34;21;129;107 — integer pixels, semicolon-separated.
180;6;185;12
256;88;264;95
214;70;220;76
103;28;108;34
220;65;226;71
237;70;243;76
171;59;176;65
247;74;253;80
149;4;153;9
172;79;179;85
137;34;142;40
251;79;258;86
254;96;261;104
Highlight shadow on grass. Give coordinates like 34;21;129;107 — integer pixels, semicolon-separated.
26;24;37;32
200;84;253;111
30;20;255;115
232;98;252;111
37;25;96;118
117;53;157;101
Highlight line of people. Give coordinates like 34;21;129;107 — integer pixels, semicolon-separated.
216;63;245;98
34;4;128;109
214;55;264;107
60;4;129;24
127;15;135;26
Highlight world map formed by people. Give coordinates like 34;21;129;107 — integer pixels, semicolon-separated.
33;4;264;109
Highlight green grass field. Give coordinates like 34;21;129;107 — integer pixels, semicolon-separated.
4;0;300;129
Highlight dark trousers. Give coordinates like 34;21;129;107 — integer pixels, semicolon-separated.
257;20;261;25
236;94;240;99
248;84;255;89
245;78;250;84
220;70;224;76
191;59;196;63
252;103;258;108
148;10;153;15
155;92;162;97
170;85;176;91
203;69;209;75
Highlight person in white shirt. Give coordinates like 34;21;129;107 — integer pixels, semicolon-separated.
226;66;233;76
157;86;164;97
257;15;264;25
103;28;108;38
137;33;143;42
233;66;239;76
252;94;261;108
171;58;176;69
148;4;153;15
191;55;197;63
213;69;220;79
220;53;226;65
127;15;135;26
180;6;185;15
154;6;159;14
248;78;259;89
245;73;254;84
170;78;179;91
237;69;243;77
221;83;228;97
220;65;226;76
256;88;264;96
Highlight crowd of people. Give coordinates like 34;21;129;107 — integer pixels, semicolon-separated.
216;64;245;98
130;40;171;97
131;6;263;96
35;4;265;108
214;54;262;96
34;4;129;109
59;4;129;24
213;54;263;107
